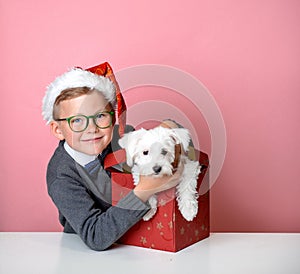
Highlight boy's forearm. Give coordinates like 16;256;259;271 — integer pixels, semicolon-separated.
49;178;149;251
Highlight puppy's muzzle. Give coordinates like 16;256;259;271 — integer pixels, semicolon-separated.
152;165;162;174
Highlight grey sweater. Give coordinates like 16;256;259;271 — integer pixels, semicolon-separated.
46;140;149;251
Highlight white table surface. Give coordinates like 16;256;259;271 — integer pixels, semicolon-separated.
0;232;299;274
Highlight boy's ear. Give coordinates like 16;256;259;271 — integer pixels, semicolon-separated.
50;121;65;140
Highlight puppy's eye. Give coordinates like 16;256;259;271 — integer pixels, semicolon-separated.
161;149;168;156
143;150;149;155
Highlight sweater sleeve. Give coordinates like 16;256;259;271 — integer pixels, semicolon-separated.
48;176;149;251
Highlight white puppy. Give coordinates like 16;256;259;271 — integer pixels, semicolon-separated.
118;126;201;221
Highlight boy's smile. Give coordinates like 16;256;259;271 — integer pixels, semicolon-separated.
50;90;114;156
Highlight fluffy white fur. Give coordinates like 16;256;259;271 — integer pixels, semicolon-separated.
42;68;116;124
119;126;201;221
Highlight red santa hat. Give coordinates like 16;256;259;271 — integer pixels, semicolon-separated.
42;62;127;137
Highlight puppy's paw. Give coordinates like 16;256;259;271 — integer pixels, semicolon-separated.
143;207;157;221
143;195;158;221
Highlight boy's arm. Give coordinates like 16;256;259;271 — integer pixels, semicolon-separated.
48;176;149;251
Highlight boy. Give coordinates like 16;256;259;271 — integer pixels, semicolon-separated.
42;62;182;251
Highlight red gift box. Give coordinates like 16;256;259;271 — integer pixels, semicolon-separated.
105;149;209;252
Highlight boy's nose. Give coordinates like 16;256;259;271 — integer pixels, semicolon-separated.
86;118;99;132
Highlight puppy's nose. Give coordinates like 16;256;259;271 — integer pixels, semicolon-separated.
153;165;162;174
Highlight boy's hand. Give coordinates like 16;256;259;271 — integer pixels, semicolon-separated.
133;163;184;203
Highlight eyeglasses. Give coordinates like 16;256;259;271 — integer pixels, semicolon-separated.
54;111;115;132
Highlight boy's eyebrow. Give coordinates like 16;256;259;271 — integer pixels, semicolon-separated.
73;108;114;116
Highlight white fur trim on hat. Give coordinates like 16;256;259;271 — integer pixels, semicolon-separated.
42;68;116;124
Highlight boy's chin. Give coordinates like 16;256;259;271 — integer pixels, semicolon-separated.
82;144;108;156
82;148;104;156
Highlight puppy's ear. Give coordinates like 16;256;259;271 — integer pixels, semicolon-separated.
118;132;134;166
171;128;191;152
118;133;129;150
118;129;147;166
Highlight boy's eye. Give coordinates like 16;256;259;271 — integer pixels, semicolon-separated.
143;150;149;156
95;113;104;119
71;117;84;124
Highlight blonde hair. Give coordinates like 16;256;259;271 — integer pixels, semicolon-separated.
52;87;113;119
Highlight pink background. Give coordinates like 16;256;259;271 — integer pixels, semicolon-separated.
1;0;299;232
